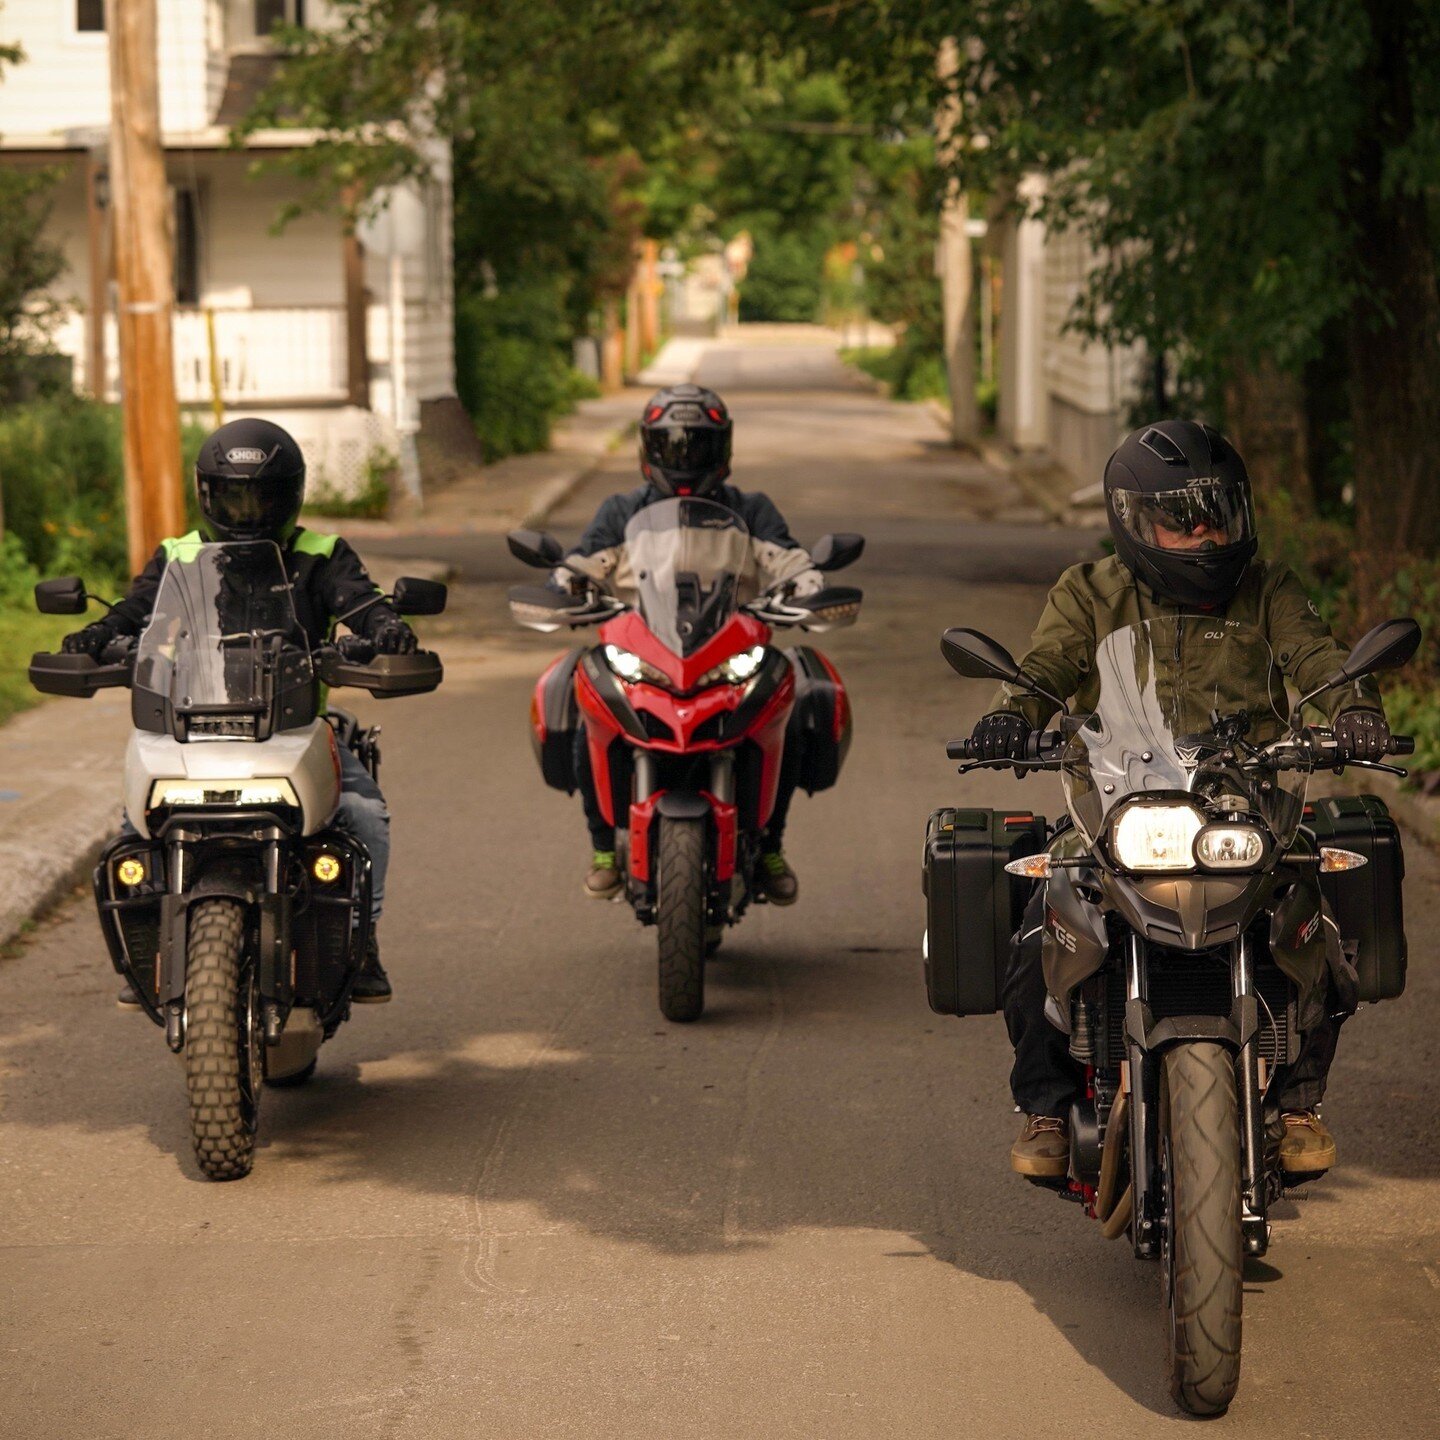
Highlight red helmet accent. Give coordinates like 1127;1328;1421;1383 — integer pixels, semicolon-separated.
645;405;665;422
706;407;724;422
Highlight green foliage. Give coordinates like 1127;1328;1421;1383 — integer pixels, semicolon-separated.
740;232;826;323
841;341;947;403
455;283;590;460
305;449;394;519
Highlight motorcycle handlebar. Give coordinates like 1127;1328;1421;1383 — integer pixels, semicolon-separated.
946;729;1064;764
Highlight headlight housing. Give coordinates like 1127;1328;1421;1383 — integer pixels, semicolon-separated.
1194;823;1267;871
148;778;300;810
697;644;767;688
603;644;672;689
1109;801;1205;872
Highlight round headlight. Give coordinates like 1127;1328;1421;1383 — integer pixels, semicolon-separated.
1195;824;1266;871
1110;802;1204;872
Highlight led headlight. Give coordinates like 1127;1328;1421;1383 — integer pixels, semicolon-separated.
698;645;767;688
148;778;300;809
1109;801;1204;872
1194;823;1266;871
603;644;671;688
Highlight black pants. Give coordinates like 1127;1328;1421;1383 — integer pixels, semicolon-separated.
573;724;800;852
1003;888;1346;1118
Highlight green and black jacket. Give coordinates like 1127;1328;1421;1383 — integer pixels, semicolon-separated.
990;554;1383;730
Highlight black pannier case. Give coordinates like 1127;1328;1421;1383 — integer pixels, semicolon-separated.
532;647;585;793
785;647;852;794
924;808;1047;1016
1304;793;1407;1002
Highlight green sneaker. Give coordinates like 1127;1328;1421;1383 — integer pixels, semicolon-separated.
759;850;798;906
585;849;622;899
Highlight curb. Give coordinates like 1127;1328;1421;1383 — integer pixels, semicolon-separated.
518;421;634;531
1344;767;1440;853
0;833;110;954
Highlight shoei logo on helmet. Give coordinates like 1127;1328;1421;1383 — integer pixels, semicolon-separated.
225;447;268;464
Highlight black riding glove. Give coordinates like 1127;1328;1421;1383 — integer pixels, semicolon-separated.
1334;709;1390;762
371;618;419;655
971;711;1030;762
61;622;117;659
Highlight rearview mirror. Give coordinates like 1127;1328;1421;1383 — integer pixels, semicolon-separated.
940;627;1022;683
34;576;88;615
1340;617;1421;680
506;529;565;569
810;533;865;573
391;576;448;616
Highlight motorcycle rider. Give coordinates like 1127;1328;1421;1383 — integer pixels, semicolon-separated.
61;417;416;1006
551;383;825;903
970;419;1389;1180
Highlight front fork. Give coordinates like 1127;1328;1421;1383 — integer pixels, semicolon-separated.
1125;931;1270;1261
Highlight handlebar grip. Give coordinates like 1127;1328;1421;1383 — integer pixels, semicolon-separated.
946;738;976;761
1388;735;1416;755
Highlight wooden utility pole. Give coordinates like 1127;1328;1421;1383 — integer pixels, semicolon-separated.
108;0;185;574
936;37;980;448
342;186;370;409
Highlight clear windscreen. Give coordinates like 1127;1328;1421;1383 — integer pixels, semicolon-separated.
134;541;307;713
625;497;750;655
1062;618;1308;847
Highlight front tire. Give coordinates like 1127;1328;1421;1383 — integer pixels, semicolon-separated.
1161;1042;1244;1416
183;899;261;1181
657;816;707;1022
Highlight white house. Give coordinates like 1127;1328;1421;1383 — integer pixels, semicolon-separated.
0;0;470;498
990;176;1143;493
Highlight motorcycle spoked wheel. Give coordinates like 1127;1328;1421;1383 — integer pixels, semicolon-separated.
183;898;263;1181
1160;1041;1244;1416
656;815;706;1022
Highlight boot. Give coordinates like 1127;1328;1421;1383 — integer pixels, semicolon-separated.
117;982;142;1010
1010;1114;1070;1178
352;934;392;1003
1279;1110;1336;1175
584;850;622;899
759;850;798;905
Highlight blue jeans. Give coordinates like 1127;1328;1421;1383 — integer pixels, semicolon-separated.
120;741;390;923
332;742;390;922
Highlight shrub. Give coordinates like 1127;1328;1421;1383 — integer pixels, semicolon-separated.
738;231;827;323
305;447;394;519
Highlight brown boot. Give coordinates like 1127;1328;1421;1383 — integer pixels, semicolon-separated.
759;851;798;906
1010;1114;1070;1178
584;851;622;899
1279;1110;1336;1175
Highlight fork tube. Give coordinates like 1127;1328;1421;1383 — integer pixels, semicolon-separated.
634;751;657;802
1234;934;1270;1254
1125;932;1157;1257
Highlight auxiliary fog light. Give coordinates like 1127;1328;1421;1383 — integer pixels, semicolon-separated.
1319;847;1368;873
116;857;147;887
1195;824;1266;871
312;853;343;884
1110;802;1204;872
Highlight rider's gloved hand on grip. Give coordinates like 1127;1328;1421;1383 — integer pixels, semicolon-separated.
971;711;1030;762
371;619;418;655
1334;708;1391;762
61;622;117;659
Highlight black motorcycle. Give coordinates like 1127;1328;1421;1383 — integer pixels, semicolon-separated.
925;614;1419;1414
28;541;446;1180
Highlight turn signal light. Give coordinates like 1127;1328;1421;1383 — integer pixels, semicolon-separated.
116;857;147;887
1319;847;1368;873
312;853;342;884
1004;854;1053;879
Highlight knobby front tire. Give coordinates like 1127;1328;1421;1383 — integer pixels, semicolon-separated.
1161;1041;1244;1416
657;816;707;1022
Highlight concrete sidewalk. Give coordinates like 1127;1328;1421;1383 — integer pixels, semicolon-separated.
0;340;706;949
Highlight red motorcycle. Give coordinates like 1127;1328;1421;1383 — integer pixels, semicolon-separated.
508;497;862;1020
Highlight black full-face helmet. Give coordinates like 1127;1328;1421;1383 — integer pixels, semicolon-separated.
195;417;306;542
1103;419;1257;609
639;384;733;497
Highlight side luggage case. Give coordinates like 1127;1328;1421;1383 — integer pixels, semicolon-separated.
784;646;852;794
923;808;1047;1016
530;647;586;793
1303;793;1407;1001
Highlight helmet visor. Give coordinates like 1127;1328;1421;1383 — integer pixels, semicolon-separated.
198;474;304;538
641;423;729;477
1110;480;1253;553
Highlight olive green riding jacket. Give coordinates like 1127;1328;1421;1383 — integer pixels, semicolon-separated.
990;555;1382;729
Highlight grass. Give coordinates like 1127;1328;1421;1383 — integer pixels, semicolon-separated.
0;607;73;726
840;344;949;403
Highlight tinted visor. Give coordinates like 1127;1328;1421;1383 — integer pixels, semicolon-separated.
641;423;730;477
1111;480;1253;551
198;473;304;538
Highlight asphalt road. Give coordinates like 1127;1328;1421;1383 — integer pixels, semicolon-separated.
3;333;1437;1438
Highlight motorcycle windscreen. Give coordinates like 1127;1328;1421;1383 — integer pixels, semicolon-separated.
133;540;308;716
624;497;751;656
1061;617;1304;847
